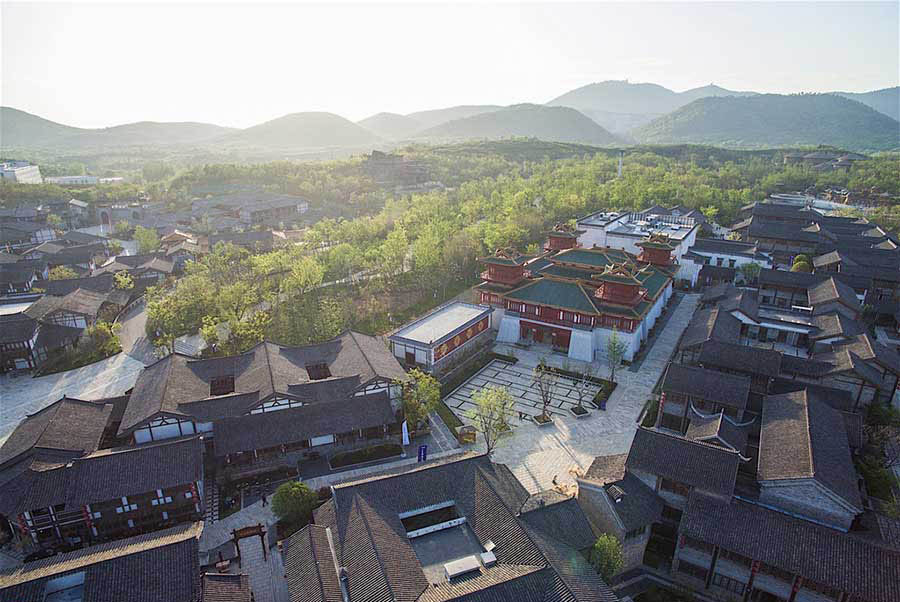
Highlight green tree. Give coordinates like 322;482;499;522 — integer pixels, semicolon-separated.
46;213;64;231
738;261;761;283
84;321;122;357
134;225;160;254
791;261;812;273
113;220;132;238
467;386;515;456
606;329;627;384
48;265;78;280
271;481;318;529
402;369;441;430
108;240;124;255
589;534;624;581
113;271;134;290
700;205;719;222
379;226;408;278
532;359;559;423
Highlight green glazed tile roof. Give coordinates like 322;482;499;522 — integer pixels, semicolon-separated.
505;278;599;314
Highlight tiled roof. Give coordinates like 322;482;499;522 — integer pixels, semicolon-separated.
583;453;627;483
201;573;251;602
685;411;749;453
758;268;821;289
519;495;597;551
811;348;887;387
282;524;343;602
691;238;763;258
662;363;750;410
681;493;900;602
625;428;741;498
0;522;202;602
25;287;123;321
698;264;735;281
43;272;116;296
836;333;900;375
213;392;395;456
810;312;861;341
291;453;614;602
0;313;37;344
698;341;782;377
0;397;112;469
678;307;742;350
120;331;406;434
580;469;664;533
0;436;203;516
808;277;860;312
760;390;862;510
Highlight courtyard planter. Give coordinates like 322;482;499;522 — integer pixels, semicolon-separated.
569;406;591;419
533;414;554;427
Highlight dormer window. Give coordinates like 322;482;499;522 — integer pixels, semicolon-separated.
306;362;331;380
210;375;235;396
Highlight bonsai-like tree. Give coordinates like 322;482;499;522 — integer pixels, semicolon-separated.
589;534;624;581
573;362;599;413
606;329;627;384
402;368;441;431
114;271;134;290
467;385;515;456
532;359;559;423
271;481;318;528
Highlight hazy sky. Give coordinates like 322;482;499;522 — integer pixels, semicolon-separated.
2;1;898;129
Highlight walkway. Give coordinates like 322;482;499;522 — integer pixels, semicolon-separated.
116;298;159;364
0;352;146;445
476;294;700;494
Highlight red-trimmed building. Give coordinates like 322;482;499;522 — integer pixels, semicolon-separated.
476;241;676;362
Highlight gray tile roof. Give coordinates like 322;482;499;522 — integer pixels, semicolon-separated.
698;341;782;377
0;313;37;344
519;495;597;551
810;312;861;341
662;363;750;410
808;277;860;312
290;453;615;602
212;392;395;456
0;397;112;470
681;492;900;602
201;573;251;602
678;307;742;350
583;453;627;484
282;524;343;602
625;428;741;498
0;436;203;516
759;390;862;510
581;471;664;533
685;411;749;453
120;331;406;435
0;522;202;602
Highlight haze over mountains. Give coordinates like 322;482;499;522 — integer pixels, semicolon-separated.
2;81;898;157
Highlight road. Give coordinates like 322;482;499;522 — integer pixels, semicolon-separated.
0;352;146;446
116;298;159;364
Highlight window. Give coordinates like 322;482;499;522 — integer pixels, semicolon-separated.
712;573;746;595
210;375;235;396
306;362;332;380
716;257;724;266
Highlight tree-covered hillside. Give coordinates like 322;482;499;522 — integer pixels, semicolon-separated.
633;94;900;152
418;104;622;146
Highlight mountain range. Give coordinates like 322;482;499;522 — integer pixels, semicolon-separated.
1;82;897;157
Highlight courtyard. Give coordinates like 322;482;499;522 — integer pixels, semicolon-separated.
444;358;603;419
447;293;701;494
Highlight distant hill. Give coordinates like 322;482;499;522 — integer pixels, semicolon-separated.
1;107;233;150
358;112;423;140
406;105;503;129
417;104;621;146
547;81;756;133
219;112;381;149
834;87;899;121
632;93;900;151
1;107;88;148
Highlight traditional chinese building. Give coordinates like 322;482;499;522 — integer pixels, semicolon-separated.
544;222;585;253
476;244;675;362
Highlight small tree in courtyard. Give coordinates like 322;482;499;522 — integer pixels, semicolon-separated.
48;265;78;280
573;362;598;413
402;369;441;431
468;386;515;456
272;481;318;530
738;261;761;284
589;534;624;581
606;329;627;384
532;358;559;423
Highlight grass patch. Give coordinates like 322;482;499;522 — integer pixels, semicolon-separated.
857;454;899;500
329;443;403;469
436;400;463;438
641;398;659;427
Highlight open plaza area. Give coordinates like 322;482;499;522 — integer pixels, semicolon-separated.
450;293;701;494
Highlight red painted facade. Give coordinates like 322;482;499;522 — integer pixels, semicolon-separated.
638;247;674;266
596;280;643;306
546;234;580;252
434;316;489;361
480;264;525;286
520;320;572;349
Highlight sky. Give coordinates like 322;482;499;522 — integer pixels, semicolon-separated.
2;1;898;129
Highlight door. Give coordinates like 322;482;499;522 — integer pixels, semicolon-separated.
533;328;543;343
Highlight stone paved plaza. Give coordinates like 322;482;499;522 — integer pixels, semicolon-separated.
456;293;700;494
444;359;602;418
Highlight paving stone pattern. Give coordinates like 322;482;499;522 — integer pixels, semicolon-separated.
444;360;602;418
456;294;700;494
